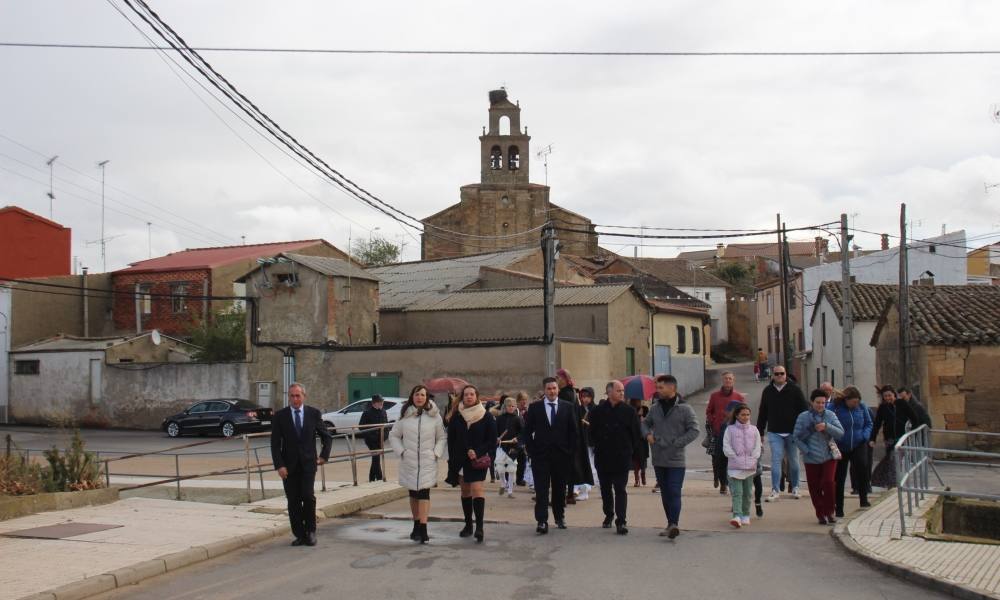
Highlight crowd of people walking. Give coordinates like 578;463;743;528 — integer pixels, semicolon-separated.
271;361;931;546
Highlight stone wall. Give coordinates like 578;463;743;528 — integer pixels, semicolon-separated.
921;344;1000;450
725;297;755;357
11;273;114;347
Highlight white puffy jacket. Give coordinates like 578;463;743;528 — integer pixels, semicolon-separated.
388;403;446;491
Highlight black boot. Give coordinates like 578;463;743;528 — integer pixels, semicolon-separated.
419;523;429;544
459;497;474;537
473;497;485;543
410;520;419;541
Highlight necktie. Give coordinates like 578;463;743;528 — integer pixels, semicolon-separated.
294;409;302;436
548;402;556;425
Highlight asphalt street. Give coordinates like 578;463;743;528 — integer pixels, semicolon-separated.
92;517;949;600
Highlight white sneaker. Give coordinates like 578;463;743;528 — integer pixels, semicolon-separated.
576;492;589;501
507;491;514;498
766;490;780;502
740;516;751;526
729;518;742;529
791;487;801;499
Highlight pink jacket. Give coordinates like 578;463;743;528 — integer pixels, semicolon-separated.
722;422;762;471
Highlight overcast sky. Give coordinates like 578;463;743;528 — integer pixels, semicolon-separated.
2;0;999;272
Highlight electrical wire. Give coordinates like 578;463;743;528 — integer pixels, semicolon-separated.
554;221;838;240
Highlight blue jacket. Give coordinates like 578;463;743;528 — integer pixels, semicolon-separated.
793;408;844;464
830;402;873;452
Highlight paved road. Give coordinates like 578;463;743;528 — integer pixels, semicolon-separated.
95;517;948;600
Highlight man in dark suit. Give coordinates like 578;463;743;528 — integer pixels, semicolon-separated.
359;395;388;482
271;383;334;546
521;376;578;534
589;380;641;535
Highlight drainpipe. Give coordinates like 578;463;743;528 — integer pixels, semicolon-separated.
81;267;89;338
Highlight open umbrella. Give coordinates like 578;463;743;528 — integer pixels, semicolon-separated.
422;377;471;396
619;375;657;402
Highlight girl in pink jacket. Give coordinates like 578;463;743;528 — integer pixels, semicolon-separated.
723;404;762;528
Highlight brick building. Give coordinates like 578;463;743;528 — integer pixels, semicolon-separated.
111;239;348;337
0;206;71;279
421;89;598;260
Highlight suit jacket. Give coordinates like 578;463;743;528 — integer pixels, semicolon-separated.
359;406;388;450
520;398;578;462
271;405;334;474
589;401;642;474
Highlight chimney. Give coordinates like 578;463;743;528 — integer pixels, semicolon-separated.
715;243;724;258
814;236;828;259
881;234;889;250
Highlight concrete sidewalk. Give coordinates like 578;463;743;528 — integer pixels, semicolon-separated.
835;493;1000;600
0;481;405;600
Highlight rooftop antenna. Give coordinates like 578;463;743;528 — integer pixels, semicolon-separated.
537;143;554;186
86;233;125;271
45;156;58;219
96;160;110;271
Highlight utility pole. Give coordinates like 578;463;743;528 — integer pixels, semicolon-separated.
840;213;855;385
542;223;557;377
46;156;58;219
898;203;911;387
776;214;792;373
97;160;110;272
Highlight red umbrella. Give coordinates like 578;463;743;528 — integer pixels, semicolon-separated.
422;377;471;396
619;375;657;402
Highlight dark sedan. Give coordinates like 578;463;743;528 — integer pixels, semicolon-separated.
162;399;273;438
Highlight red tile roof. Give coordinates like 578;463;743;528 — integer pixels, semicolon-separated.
114;239;330;274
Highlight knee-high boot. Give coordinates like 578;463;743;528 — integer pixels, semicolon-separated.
472;497;485;543
459;497;473;537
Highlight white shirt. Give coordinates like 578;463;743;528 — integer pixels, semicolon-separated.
545;399;558;425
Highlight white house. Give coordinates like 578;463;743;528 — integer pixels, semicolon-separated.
806;282;897;395
801;230;967;353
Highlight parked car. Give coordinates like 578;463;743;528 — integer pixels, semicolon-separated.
320;397;410;436
162;399;273;438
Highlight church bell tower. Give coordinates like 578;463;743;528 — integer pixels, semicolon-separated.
480;89;530;185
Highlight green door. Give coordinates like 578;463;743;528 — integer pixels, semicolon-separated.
347;374;400;403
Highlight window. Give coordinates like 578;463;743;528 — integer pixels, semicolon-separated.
137;283;152;315
209;402;231;412
766;326;773;353
170;282;188;313
691;326;701;354
188;403;210;414
704;292;711;301
625;348;636;376
508;145;520;170
766;292;773;315
831;370;836;387
821;312;827;346
774;326;781;354
789;286;797;309
676;325;686;354
14;360;40;375
490;145;502;170
798;329;805;351
498;115;511;135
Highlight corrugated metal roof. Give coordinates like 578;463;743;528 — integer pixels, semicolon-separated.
368;248;538;310
115;240;328;274
404;284;633;312
15;336;129;352
283;253;379;281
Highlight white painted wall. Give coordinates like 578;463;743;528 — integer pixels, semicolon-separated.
806;293;878;399
0;288;10;422
802;231;967;352
677;285;728;342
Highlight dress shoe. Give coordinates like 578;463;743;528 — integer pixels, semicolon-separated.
616;524;629;535
305;532;317;546
290;538;304;546
555;519;567;530
602;516;613;528
566;494;577;505
536;522;548;534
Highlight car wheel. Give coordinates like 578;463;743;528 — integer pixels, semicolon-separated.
166;422;181;438
324;421;337;435
221;421;236;438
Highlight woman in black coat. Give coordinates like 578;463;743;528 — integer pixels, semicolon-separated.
447;385;498;542
870;385;915;488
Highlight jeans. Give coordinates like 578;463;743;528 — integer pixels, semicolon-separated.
728;475;753;518
805;460;837;519
598;470;629;525
767;432;800;492
653;466;685;526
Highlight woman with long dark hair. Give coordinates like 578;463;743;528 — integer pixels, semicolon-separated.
870;385;916;489
447;385;498;542
388;385;446;543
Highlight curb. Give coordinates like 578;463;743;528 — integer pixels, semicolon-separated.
17;487;405;600
830;494;996;600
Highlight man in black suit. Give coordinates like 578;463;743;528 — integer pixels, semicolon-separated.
271;383;334;546
521;376;578;534
359;395;388;482
589;380;641;535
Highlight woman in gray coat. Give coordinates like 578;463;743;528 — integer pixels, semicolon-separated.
793;389;845;525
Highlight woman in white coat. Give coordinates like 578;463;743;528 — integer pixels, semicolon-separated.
389;384;446;544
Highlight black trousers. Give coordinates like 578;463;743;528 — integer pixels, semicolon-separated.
516;453;526;484
368;454;383;482
712;454;729;489
531;455;570;524
283;467;317;539
835;445;870;512
598;470;629;525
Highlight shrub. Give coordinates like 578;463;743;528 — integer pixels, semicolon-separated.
0;454;44;496
41;430;104;492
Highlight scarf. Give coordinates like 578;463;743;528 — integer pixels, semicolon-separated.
459;402;486;427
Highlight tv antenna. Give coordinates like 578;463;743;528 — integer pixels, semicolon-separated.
45;156;58;219
537;143;554;186
86;233;125;271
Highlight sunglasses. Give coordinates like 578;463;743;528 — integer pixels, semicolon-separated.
774;372;787;376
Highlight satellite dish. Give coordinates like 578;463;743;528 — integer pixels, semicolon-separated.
151;329;161;346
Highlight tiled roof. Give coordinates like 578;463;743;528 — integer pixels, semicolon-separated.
614;257;731;288
592;273;709;309
368;248;537;310
871;285;1000;346
647;299;711;317
403;284;634;312
281;253;378;282
115;240;330;274
723;241;819;259
814;281;898;324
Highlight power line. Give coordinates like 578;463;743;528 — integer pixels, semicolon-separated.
6;42;1000;57
554;221;839;240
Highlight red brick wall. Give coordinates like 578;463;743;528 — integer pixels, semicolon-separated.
0;210;71;278
112;269;210;336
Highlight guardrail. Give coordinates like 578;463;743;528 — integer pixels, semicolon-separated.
6;423;394;504
895;425;1000;536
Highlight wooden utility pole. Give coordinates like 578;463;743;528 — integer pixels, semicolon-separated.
776;214;792;372
898;203;910;386
840;213;855;385
542;223;557;377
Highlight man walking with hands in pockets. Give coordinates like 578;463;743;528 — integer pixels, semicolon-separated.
271;383;334;547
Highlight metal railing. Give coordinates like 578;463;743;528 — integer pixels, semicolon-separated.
895;425;1000;536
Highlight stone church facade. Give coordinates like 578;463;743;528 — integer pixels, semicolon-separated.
421;89;598;260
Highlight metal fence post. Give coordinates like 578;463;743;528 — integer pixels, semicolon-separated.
244;435;252;504
105;459;111;488
175;454;181;500
380;425;387;483
896;446;907;536
253;447;265;500
349;431;358;486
